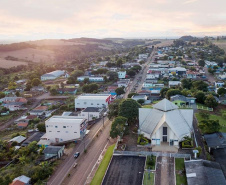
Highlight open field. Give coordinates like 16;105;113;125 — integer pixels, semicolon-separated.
0;48;55;64
0;58;28;68
102;156;145;185
155;39;174;47
143;172;154;185
195;113;226;132
212;40;226;52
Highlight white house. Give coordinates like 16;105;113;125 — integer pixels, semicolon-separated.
75;94;112;109
78;107;104;121
11;175;31;185
168;81;181;88
44;116;87;143
139;53;149;60
215;81;224;88
41;70;65;81
169;67;186;76
77;76;104;82
139;99;193;147
118;71;126;79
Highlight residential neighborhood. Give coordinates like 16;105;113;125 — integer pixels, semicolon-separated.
0;29;226;185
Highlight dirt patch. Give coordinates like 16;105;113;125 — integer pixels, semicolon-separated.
0;58;27;68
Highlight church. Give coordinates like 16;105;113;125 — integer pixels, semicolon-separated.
139;98;193;148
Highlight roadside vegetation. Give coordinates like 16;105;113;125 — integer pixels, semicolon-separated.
90;144;115;185
175;158;187;185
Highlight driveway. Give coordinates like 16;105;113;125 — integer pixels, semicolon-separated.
155;156;175;185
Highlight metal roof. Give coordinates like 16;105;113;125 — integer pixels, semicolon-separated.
185;160;226;185
204;133;226;148
153;98;178;112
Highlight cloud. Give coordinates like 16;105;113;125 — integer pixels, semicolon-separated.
183;0;198;4
0;0;226;40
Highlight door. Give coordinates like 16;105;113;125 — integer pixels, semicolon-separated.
163;136;167;142
163;127;167;142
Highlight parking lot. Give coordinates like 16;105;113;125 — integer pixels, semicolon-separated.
102;155;146;185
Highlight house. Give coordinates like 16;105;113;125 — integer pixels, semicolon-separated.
41;70;65;81
139;53;149;60
219;95;226;105
58;87;77;94
10;175;31;185
0;97;27;104
9;135;26;144
168;67;186;76
77;76;104;82
75;94;112;110
170;95;196;105
215;81;225;88
43;145;65;159
43;116;87;143
78;107;104;121
186;71;197;79
117;79;130;88
107;85;118;96
132;94;148;101
168;81;181;88
139;99;193;147
185;160;226;185
29;106;49;116
15;115;37;124
118;71;126;79
204;132;226;152
17;122;29;129
205;61;218;68
149;90;161;101
3;102;27;111
30;86;45;92
22;132;45;146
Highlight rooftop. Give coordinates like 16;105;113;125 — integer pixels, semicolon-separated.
204;132;226;148
82;107;102;112
185;160;226;185
153;98;178;112
43;146;64;154
76;94;111;100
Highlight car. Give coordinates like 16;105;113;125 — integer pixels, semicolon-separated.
74;152;80;158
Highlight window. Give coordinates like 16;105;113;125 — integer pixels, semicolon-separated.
84;102;87;104
91;103;93;105
49;131;52;132
57;131;60;132
55;126;58;128
66;131;68;133
63;126;66;128
46;125;48;127
77;103;80;105
163;127;167;135
74;132;77;133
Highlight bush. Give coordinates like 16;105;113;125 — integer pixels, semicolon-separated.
146;155;155;170
137;135;149;145
195;146;202;157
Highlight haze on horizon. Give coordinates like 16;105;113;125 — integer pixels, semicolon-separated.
0;0;226;41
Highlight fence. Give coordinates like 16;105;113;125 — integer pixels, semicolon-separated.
197;105;213;111
114;150;191;159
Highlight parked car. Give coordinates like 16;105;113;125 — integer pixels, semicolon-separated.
74;152;80;158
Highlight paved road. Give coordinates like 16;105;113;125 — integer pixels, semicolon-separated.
63;119;112;185
124;47;156;97
155;156;175;185
203;67;216;84
48;48;156;185
47;118;110;185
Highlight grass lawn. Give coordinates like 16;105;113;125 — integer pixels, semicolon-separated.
142;104;153;108
175;158;187;185
145;155;156;170
143;171;155;185
0;129;27;141
90;144;115;185
195;113;226;132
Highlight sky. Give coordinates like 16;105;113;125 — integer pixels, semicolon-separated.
0;0;226;41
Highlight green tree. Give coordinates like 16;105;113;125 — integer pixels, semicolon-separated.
192;81;208;92
8;81;17;90
15;91;20;97
50;88;58;95
199;111;209;119
198;60;205;67
160;88;169;98
115;87;125;96
137;99;145;105
118;99;141;124
83;78;89;84
110;116;127;139
107;99;123;120
31;78;41;86
166;89;182;99
204;94;218;108
0;91;5;98
127;70;136;77
106;71;118;81
37;123;46;132
217;87;226;96
199;119;221;134
181;79;192;89
128;92;137;98
116;59;123;68
82;83;98;93
194;91;206;104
